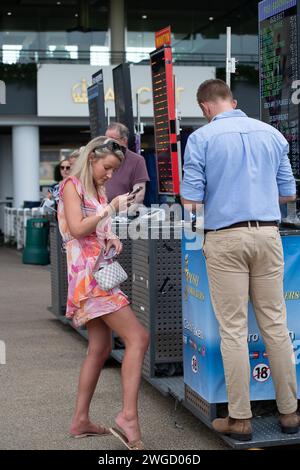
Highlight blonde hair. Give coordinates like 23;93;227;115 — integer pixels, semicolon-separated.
71;136;124;198
69;148;81;160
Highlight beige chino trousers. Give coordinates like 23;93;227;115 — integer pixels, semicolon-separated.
203;225;297;419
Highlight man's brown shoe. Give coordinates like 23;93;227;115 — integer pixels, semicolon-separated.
279;412;300;434
212;416;252;441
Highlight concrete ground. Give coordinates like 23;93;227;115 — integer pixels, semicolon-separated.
0;246;227;450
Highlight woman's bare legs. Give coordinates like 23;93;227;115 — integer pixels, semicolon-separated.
102;305;149;442
70;317;112;435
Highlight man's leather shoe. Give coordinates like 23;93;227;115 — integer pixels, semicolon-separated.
212;416;252;441
279;412;300;434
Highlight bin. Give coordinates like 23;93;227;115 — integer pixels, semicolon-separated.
22;218;50;265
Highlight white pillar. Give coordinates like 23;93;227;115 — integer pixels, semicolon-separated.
0;134;13;231
12;126;40;208
110;0;125;64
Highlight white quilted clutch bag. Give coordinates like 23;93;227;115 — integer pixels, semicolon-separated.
93;260;128;291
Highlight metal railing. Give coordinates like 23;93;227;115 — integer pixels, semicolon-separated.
4;206;48;249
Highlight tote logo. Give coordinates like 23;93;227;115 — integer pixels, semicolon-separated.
0;341;6;364
0;80;6;104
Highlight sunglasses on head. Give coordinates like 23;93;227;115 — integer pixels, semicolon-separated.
94;141;126;154
60;165;71;170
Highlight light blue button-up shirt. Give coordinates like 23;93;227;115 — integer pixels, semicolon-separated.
181;109;296;230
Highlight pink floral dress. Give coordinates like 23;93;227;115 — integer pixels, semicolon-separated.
57;176;129;328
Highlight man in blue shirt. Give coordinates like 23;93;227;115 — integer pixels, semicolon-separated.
181;79;299;440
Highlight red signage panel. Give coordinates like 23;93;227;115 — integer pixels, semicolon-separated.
155;26;172;49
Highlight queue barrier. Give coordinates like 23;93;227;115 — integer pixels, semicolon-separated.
4;206;48;249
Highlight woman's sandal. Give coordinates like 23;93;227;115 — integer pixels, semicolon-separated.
70;425;111;439
109;427;145;450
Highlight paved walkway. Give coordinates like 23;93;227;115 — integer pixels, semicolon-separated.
0;246;227;450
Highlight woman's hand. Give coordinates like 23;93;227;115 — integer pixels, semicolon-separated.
104;237;123;256
110;192;136;214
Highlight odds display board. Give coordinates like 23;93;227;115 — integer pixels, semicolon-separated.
150;46;180;195
87;69;106;138
259;0;300;178
113;63;136;152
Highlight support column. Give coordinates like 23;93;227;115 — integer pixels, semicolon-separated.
75;0;91;61
12;126;40;208
110;0;125;64
0;134;13;231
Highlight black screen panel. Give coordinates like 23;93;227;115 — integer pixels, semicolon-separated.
113;63;135;151
87;69;106;139
259;0;300;178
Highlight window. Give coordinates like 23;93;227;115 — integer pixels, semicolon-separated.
48;45;57;56
2;45;22;64
65;45;78;60
90;45;109;66
126;46;154;63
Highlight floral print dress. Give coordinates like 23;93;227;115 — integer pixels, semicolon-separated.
57;176;129;328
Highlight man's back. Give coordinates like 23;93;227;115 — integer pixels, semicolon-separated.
182;110;295;229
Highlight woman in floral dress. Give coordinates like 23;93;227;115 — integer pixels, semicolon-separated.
58;136;149;449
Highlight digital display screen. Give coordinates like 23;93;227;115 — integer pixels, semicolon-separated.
113;64;135;151
113;65;127;123
259;0;300;178
87;73;106;139
151;48;174;194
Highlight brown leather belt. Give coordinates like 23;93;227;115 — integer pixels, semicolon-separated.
204;221;278;233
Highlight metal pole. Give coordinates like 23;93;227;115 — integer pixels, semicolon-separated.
136;92;140;134
106;106;110;126
135;92;141;154
226;26;231;88
174;75;182;184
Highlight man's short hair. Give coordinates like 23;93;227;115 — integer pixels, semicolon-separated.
196;79;233;105
106;122;129;140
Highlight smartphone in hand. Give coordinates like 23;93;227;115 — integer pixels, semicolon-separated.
130;186;143;196
103;247;117;259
